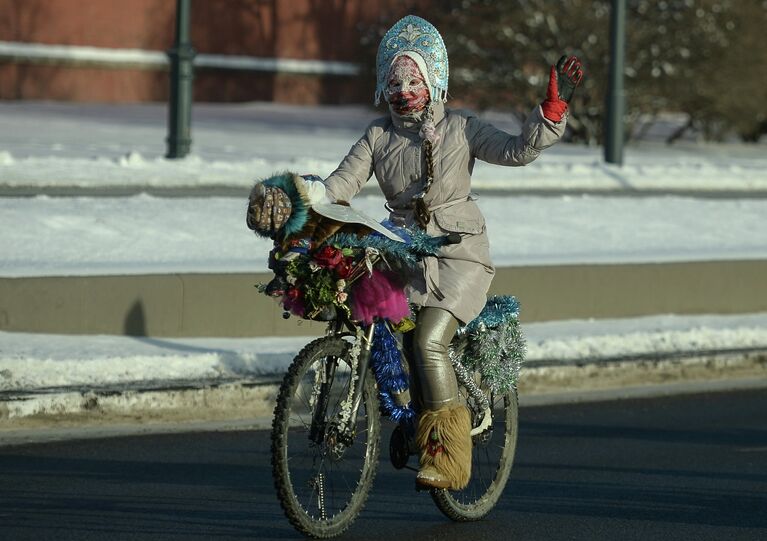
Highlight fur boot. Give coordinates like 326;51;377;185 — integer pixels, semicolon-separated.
415;404;472;490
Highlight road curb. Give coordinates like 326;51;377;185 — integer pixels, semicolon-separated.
2;348;764;444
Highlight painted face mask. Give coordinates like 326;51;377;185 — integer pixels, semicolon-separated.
385;55;431;116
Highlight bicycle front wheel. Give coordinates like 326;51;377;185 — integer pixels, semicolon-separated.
431;382;519;521
271;335;381;538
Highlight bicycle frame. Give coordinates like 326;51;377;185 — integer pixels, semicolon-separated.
267;208;523;535
308;317;494;452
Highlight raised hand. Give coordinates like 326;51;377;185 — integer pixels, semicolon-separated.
555;55;584;103
541;55;584;122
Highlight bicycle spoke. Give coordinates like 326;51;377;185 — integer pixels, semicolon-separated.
272;336;381;536
432;379;518;518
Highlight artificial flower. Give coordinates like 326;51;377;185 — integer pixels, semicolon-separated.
286;286;302;302
335;258;354;279
314;245;343;268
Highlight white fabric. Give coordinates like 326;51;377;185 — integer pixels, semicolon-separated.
311;203;405;242
302;178;329;204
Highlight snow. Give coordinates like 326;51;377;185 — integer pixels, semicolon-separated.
0;40;360;75
1;193;766;277
0;103;765;277
3;145;767;193
1;101;766;394
0;333;303;392
1;101;766;192
2;313;766;392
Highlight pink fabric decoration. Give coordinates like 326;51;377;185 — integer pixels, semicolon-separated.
350;269;410;325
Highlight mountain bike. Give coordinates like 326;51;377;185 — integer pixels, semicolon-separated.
265;218;524;538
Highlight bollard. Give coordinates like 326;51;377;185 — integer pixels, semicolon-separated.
605;0;626;166
166;0;195;159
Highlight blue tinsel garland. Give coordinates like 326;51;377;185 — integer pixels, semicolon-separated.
327;224;445;270
369;321;415;424
463;295;520;333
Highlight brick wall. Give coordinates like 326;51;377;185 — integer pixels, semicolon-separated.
0;0;427;103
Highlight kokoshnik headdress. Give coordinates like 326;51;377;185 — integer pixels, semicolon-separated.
375;15;449;106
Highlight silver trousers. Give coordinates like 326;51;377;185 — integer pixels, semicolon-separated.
412;307;460;410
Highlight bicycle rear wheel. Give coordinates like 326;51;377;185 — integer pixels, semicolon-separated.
271;335;381;538
430;380;519;521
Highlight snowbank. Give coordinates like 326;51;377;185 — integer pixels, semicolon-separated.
1;101;766;193
2;313;766;392
1;194;765;277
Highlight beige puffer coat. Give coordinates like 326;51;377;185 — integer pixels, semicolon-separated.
324;100;566;324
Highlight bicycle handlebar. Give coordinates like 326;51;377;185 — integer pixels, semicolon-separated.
444;232;462;245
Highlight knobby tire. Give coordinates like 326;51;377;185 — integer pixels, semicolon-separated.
271;336;381;538
430;387;519;521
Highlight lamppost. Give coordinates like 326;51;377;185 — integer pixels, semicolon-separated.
605;0;626;165
166;0;195;159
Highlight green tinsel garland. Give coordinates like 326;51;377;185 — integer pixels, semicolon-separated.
459;296;526;394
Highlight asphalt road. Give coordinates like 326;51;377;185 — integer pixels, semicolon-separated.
1;389;765;541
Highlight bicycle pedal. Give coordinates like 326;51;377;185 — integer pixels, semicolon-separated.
414;481;431;492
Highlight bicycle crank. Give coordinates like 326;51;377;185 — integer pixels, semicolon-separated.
470;406;493;436
389;424;415;469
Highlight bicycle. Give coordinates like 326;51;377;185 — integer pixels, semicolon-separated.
263;208;525;538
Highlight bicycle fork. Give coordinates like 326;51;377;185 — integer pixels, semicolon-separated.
339;324;376;445
308;324;376;447
308;358;337;445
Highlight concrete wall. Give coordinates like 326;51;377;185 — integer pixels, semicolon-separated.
2;260;765;337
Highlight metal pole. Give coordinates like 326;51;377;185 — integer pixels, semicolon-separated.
605;0;626;165
166;0;195;159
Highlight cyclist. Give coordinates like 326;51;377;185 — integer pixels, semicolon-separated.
248;15;582;491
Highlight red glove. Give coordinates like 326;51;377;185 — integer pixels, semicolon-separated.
541;55;584;122
541;65;568;122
